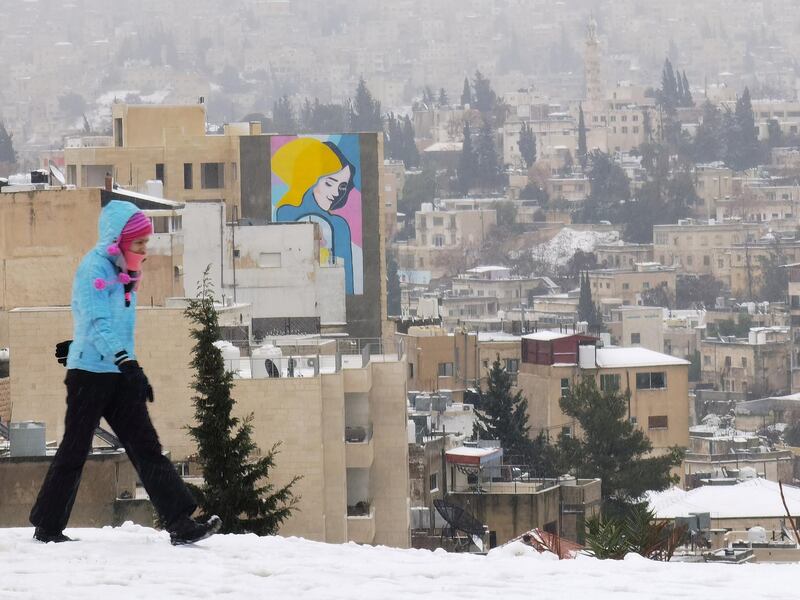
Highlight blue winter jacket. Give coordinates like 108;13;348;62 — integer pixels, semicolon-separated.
66;200;141;373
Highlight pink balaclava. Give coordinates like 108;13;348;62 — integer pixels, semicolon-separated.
118;211;153;272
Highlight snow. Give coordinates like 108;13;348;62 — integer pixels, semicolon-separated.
530;227;620;268
522;330;573;341
647;479;800;519
595;347;690;368
2;523;799;598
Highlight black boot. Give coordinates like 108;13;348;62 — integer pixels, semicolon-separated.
33;527;74;543
168;515;222;546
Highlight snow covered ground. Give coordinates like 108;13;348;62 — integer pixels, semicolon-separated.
1;523;798;599
530;227;620;269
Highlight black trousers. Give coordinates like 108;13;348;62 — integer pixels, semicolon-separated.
29;369;196;533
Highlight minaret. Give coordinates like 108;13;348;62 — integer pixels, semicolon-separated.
584;16;604;106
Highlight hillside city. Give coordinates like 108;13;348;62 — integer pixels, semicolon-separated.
3;0;800;585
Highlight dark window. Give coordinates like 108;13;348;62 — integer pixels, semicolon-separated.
561;425;572;438
438;362;453;377
114;118;123;147
429;473;438;491
600;374;620;392
631;333;641;344
409;363;414;379
648;415;668;429
636;372;666;389
155;163;164;183
560;378;570;397
505;359;519;373
201;162;225;189
183;163;193;189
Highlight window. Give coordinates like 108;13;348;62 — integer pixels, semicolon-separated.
724;356;731;367
433;217;443;226
687;255;693;266
703;255;710;266
201;162;224;189
560;378;570;397
438;362;453;377
636;372;666;389
621;126;628;134
703;355;711;366
482;360;489;369
633;127;639;134
505;358;519;373
409;363;414;379
433;234;445;247
155;163;164;183
718;259;724;268
741;357;747;368
258;252;281;267
648;415;669;429
114;118;123;147
561;426;573;438
429;473;438;492
642;282;650;289
152;216;169;233
600;374;620;392
183;163;193;189
232;162;238;182
622;283;630;290
631;333;641;344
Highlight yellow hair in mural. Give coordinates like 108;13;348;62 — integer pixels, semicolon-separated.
272;138;344;208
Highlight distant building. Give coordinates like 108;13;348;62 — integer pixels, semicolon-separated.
587;263;676;307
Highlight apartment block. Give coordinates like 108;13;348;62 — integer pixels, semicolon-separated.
587;263;676;306
517;332;690;454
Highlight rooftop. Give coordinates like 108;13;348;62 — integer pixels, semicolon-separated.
595;347;690;368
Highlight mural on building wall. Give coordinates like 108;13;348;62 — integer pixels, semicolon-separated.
271;135;363;295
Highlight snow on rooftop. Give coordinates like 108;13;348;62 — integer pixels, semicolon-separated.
595;347;690;368
522;331;573;341
3;523;799;598
477;331;521;342
647;479;800;519
467;265;511;273
531;228;620;268
446;446;502;458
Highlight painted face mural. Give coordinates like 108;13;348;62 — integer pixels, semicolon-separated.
271;135;363;295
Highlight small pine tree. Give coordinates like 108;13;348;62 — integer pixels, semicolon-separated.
475;117;502;190
457;121;477;195
577;104;588;170
474;357;532;461
0;121;17;167
460;77;473;108
185;269;300;535
350;77;383;132
386;250;402;315
438;87;449;107
518;121;537;169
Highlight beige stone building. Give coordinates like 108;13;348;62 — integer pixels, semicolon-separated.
595;243;654;269
518;332;690;455
788;265;800;392
606;306;664;352
7;306;411;547
653;220;763;285
451;266;559;312
395;207;496;279
587;263;676;307
0;186;183;347
699;327;791;397
693;164;735;219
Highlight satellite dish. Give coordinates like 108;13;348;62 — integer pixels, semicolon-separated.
49;162;66;186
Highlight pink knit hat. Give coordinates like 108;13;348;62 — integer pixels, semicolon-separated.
118;211;153;252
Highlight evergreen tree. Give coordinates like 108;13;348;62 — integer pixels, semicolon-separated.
401;115;420;168
694;101;724;163
460;77;473;107
517;121;537;169
185;270;299;535
577;272;602;331
272;95;296;132
581;150;630;223
0;121;16;167
438;87;449;107
681;71;693;106
472;70;497;113
349;77;382;132
577;104;588;170
558;377;684;504
456;121;477;195
473;357;532;461
658;58;679;113
730;87;760;170
475;117;502;190
767;118;783;149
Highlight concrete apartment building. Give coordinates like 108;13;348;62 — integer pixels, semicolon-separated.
606;306;664;353
595;243;654;269
653;220;763;284
693;164;735;219
451;266;559;311
517;332;690;455
727;236;800;298
587;263;676;307
0;186;183;347
395;205;496;279
6;305;411;548
699;327;791;397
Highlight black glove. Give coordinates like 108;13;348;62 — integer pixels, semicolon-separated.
55;340;72;367
118;360;154;403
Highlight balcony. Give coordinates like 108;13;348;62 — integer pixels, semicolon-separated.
346;505;375;545
345;424;374;468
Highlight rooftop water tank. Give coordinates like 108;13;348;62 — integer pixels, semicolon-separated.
213;341;241;373
748;526;767;544
251;344;283;378
9;421;46;457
